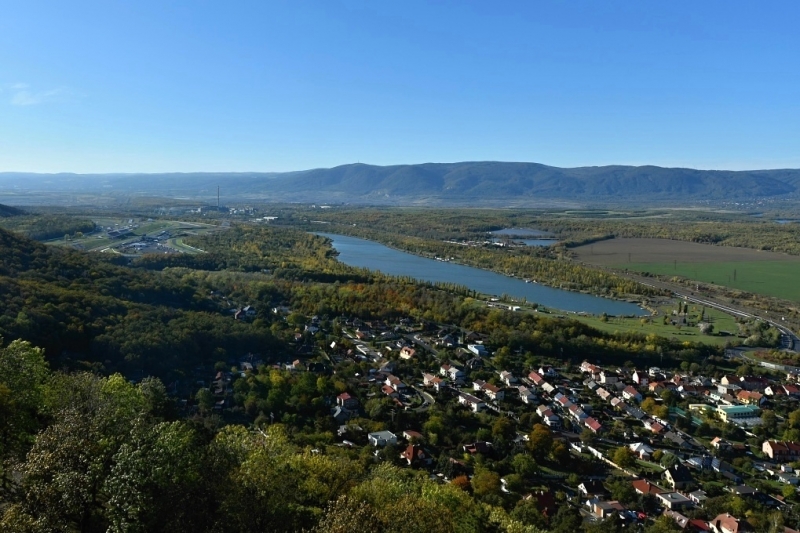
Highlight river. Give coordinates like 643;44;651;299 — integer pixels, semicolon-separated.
317;233;646;316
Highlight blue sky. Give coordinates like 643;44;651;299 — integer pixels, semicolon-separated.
1;1;799;173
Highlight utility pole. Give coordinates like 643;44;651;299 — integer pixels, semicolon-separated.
217;186;220;212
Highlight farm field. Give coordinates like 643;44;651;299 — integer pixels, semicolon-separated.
574;238;800;302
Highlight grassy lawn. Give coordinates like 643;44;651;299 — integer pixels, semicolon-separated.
574;303;740;346
621;260;800;301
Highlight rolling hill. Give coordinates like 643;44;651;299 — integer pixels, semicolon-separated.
1;162;799;206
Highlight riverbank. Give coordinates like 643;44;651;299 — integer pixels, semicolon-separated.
315;231;648;317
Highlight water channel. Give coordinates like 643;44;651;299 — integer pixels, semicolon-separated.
316;233;646;316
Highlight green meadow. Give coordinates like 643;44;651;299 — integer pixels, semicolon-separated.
620;261;800;302
575;305;740;346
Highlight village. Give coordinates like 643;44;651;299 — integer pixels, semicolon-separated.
196;307;800;532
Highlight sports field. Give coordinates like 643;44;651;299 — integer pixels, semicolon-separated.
574;238;800;302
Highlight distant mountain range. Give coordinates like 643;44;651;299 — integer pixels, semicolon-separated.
2;162;800;207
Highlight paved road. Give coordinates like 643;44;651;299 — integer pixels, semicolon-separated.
411;386;435;412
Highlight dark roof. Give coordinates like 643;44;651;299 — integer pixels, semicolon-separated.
666;464;693;483
580;480;607;494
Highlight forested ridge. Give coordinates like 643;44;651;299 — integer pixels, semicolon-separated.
0;214;96;242
5;161;800;205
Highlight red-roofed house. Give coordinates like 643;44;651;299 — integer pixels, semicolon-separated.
399;346;416;360
400;444;430;466
632;479;663;495
528;371;544;385
623;386;643;402
584;417;603;434
483;383;505;401
763;440;800;461
337;392;359;410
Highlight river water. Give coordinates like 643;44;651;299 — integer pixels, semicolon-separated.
317;233;646;316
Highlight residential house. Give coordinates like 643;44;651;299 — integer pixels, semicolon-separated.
578;480;608;499
688;489;708;505
663;464;694;490
528;371;545;386
399;346;416;360
458;392;485;412
664;431;695;450
709;513;751;533
663;510;691;530
368;430;397;447
599;371;619;384
784;384;800;398
518;385;537;404
657;492;695;511
644;419;665;434
632;370;649;386
763;440;800;461
622;385;643;402
467;344;488;356
712;458;734;474
402;430;424;442
581;361;602;375
738;376;769;391
400;444;429;466
539;366;558;378
629;442;654;460
465;357;484;371
385;375;408;392
439;333;458;347
537;406;561;429
711;437;732;451
569;404;588;421
336;392;359;410
483;383;505;402
596;387;613;401
678;385;705;397
430;376;445;392
687;455;713;470
499;371;517;386
381;385;399;399
447;365;466;381
584;379;599;391
737;390;765;406
590;500;625;519
584;417;603;434
631;478;663;495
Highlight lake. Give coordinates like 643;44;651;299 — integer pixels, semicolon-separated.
491;228;553;237
317;233;646;316
490;228;559;246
